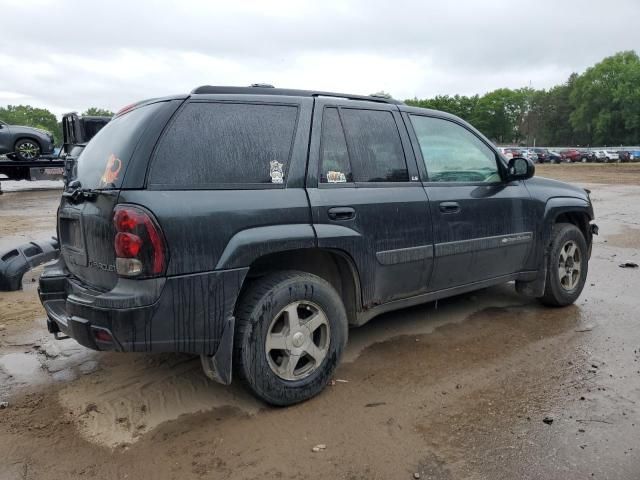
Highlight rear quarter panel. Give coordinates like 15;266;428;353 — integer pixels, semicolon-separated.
119;189;313;275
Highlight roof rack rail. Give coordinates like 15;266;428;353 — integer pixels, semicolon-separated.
190;85;403;105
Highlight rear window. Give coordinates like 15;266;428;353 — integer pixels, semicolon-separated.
148;102;299;187
75;103;163;189
339;109;408;182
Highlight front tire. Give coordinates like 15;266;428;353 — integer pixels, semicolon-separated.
234;270;348;406
538;223;588;307
14;138;41;161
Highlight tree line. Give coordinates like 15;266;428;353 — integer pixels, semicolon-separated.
1;51;638;147
0;107;113;146
405;51;640;147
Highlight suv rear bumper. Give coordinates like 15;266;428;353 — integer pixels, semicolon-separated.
39;259;248;378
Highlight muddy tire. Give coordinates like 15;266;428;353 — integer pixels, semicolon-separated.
233;270;348;406
538;223;588;307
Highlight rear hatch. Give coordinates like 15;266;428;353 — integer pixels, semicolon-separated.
58;102;169;291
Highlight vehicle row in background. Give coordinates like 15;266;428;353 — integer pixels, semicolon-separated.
499;147;640;163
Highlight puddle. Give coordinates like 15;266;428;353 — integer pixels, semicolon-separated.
0;335;102;400
344;282;535;363
0;352;47;383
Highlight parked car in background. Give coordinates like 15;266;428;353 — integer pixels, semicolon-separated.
548;150;563;163
560;149;582;162
0;120;55;161
532;148;549;163
578;150;597;163
630;150;640;162
617;150;631;162
521;149;539;163
499;147;523;160
499;147;514;159
593;150;606;162
592;150;618;162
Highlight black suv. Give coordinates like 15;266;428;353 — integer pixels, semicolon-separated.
0;120;55;160
39;86;597;405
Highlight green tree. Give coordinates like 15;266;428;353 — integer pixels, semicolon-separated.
570;51;640;145
471;88;528;144
404;51;640;146
82;107;114;117
530;76;577;146
406;94;479;121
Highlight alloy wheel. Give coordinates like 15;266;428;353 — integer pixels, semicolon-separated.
558;240;581;291
265;301;330;381
16;141;40;160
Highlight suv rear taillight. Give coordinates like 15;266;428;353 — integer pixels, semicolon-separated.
113;205;166;277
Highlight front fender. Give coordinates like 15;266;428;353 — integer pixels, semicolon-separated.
518;196;594;297
542;196;594;245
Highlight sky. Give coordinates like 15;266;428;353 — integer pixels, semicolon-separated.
1;0;639;118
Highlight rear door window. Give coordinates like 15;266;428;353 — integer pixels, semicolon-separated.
149;102;299;187
339;109;409;182
75;102;164;189
319;107;352;183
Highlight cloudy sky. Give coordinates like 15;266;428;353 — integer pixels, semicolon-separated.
2;0;639;117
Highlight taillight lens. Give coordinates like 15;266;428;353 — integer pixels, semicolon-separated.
115;232;142;257
113;205;166;277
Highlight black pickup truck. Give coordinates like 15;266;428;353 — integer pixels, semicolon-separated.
39;86;597;405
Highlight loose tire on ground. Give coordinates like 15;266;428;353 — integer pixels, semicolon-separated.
233;270;348;406
537;223;588;307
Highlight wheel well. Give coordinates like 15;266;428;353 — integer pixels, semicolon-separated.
14;137;42;150
555;212;590;240
243;249;360;324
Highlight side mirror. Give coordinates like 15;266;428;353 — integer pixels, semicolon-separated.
507;157;535;180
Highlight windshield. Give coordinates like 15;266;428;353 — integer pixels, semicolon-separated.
75;102;163;189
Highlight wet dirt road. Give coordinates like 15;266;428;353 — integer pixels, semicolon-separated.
1;168;640;479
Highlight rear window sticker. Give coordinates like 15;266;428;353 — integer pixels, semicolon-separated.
100;153;122;186
270;160;284;184
326;170;347;183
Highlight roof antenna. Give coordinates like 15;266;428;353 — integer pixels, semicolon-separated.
250;83;275;88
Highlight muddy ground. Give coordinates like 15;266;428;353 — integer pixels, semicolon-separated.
1;165;639;479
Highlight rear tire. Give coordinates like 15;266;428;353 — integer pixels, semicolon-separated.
538;223;588;307
14;138;41;161
234;270;348;406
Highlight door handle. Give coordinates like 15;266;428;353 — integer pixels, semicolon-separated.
439;201;460;214
328;207;356;221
